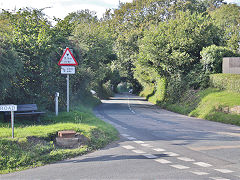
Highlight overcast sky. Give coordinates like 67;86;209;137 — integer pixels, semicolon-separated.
0;0;239;20
0;0;132;20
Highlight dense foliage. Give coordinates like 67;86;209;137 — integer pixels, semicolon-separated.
0;0;239;109
209;74;240;93
0;9;116;110
107;0;239;103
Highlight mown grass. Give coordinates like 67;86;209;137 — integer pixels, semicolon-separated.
164;88;240;125
0;100;118;174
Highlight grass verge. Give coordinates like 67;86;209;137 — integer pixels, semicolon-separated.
0;101;118;174
163;88;240;125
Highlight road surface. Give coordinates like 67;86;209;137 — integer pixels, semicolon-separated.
1;93;240;180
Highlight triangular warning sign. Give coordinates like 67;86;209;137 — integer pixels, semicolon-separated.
58;48;78;66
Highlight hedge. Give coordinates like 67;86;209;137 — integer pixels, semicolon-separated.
209;74;240;93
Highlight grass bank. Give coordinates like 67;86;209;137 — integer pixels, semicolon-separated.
0;100;118;174
163;88;240;125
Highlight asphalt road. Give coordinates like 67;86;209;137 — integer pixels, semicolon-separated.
1;93;240;180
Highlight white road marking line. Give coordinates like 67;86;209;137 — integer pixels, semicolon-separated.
164;152;179;157
141;144;153;148
121;134;130;137
133;140;145;144
177;157;195;162
154;158;172;164
194;162;212;167
120;127;127;130
153;148;166;152
143;154;157;159
128;97;136;114
170;164;190;169
132;149;146;154
214;169;234;173
210;177;230;180
127;137;137;140
122;145;135;150
190;171;209;175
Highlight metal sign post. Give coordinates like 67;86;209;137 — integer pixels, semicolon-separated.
55;92;59;116
0;104;17;138
67;74;70;112
58;47;78;113
11;111;14;138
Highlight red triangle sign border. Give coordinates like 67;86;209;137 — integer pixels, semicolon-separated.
58;48;78;66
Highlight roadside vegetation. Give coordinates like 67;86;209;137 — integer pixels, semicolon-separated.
163;87;240;125
0;97;118;174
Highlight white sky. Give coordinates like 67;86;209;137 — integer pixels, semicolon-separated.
0;0;132;20
0;0;239;21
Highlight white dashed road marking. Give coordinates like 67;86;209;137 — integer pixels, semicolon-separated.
210;177;230;180
190;171;209;175
133;140;145;144
128;97;136;114
143;154;157;159
177;157;195;162
122;145;135;150
141;144;153;148
170;164;190;170
132;150;146;154
164;152;179;157
154;158;172;164
214;169;234;173
194;162;212;167
153;148;166;152
121;134;235;179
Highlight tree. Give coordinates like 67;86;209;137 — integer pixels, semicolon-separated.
71;14;117;97
136;10;222;101
210;4;240;52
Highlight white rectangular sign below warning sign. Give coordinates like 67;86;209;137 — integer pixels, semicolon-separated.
61;66;75;74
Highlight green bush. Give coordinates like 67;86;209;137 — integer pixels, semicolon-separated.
139;83;154;99
209;74;240;93
200;45;238;73
149;78;166;104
